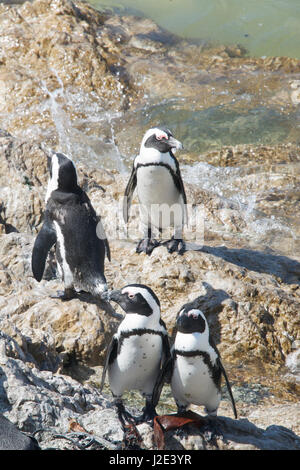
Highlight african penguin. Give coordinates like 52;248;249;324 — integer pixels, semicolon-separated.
100;284;170;425
153;306;237;419
31;152;110;301
123;127;187;255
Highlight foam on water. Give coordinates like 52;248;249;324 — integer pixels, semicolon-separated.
182;162;296;252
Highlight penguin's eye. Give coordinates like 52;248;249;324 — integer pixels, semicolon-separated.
128;293;135;299
156;133;168;141
188;311;200;319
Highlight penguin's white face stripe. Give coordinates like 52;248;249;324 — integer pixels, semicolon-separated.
121;286;160;315
141;128;169;148
154;130;169;141
180;308;207;322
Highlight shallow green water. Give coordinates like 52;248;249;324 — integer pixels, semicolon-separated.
90;0;300;59
127;101;297;155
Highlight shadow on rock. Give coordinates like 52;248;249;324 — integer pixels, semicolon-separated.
186;242;300;285
153;413;300;450
170;281;230;345
73;291;123;321
216;415;300;450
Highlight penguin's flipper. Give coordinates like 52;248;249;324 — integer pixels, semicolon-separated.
218;358;238;419
152;353;174;408
31;218;57;282
104;238;111;262
82;192;111;263
172;155;188;225
99;336;118;393
95;216;111;262
158;320;172;375
159;321;171;366
174;168;187;205
123;164;137;223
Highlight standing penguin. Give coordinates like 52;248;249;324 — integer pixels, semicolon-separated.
153;305;237;419
123;127;187;255
100;284;170;425
31;152;110;301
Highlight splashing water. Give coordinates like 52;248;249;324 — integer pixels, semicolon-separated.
40;73;73;156
41;69;126;172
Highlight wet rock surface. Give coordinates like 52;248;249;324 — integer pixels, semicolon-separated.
0;0;299;450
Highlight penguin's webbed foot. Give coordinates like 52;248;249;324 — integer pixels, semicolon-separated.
163;237;185;255
135;402;157;424
177;405;188;415
115;400;136;428
136;238;160;256
50;287;78;301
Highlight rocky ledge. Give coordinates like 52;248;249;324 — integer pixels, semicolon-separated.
0;0;299;451
1;331;300;450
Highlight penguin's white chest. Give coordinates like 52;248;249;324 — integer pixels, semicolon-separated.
109;333;163;396
137;165;179;206
136;165;182;229
171;355;221;411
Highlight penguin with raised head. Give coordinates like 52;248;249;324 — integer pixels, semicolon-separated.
123;127;187;255
153;304;237;420
31;152;110;301
100;284;170;425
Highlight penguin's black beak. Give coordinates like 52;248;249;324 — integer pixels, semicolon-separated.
108;289;123;303
168;136;183;151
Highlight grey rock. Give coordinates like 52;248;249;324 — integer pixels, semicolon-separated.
0;332;299;450
0;333;124;449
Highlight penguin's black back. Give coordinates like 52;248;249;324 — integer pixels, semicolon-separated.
48;188;106;279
